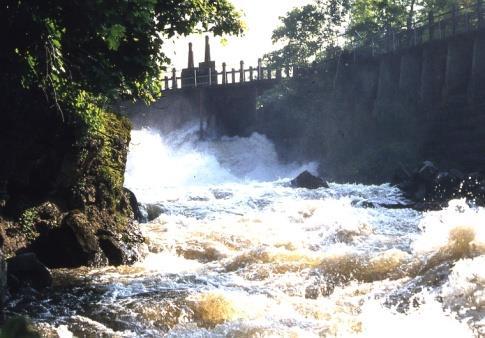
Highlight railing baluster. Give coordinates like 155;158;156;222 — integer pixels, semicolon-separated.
231;68;236;84
222;62;227;84
249;66;254;81
240;61;245;82
172;68;177;89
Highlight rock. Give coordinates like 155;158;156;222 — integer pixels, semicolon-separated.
351;200;375;208
416;161;438;183
291;171;329;189
98;236;124;266
7;253;52;291
0;317;41;337
123;188;143;223
31;211;105;268
145;204;164;222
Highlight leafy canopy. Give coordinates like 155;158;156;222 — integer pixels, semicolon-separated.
0;0;244;120
266;0;476;67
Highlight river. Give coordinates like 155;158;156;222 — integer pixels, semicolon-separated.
7;124;484;337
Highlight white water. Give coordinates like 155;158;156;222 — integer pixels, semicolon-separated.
19;124;485;337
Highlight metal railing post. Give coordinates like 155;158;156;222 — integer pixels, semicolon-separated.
171;68;177;89
231;68;236;83
249;66;254;81
194;69;197;87
239;61;245;82
222;62;227;84
257;58;262;80
164;76;169;90
209;68;212;86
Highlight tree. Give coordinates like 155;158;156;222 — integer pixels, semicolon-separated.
0;0;244;123
265;0;351;67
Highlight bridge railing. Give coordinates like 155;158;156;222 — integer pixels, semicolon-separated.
163;62;293;91
163;0;484;91
328;0;484;60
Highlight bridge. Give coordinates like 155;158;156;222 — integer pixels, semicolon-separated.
126;1;485;141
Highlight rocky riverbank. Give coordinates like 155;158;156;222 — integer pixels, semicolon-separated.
0;110;143;307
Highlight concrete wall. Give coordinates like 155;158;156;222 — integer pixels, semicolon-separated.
331;30;485;179
122;81;274;137
259;29;485;182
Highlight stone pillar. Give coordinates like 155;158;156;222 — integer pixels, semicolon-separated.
188;42;194;69
204;35;211;63
198;36;217;85
182;42;199;88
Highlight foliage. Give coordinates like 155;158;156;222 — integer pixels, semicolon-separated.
18;208;39;241
0;0;244;124
265;0;351;67
266;0;477;68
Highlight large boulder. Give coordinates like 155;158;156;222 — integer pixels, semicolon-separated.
123;188;143;223
291;171;329;189
7;253;52;291
30;208;143;268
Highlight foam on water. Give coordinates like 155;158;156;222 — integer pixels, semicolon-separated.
11;124;484;337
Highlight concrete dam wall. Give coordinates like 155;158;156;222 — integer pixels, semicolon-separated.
262;29;485;182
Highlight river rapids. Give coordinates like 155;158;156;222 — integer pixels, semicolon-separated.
7;124;485;337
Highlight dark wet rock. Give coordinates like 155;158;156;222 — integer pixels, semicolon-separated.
7;253;52;291
291;171;329;189
98;236;125;266
351;199;414;210
0;317;41;338
29;208;143;268
351;200;375;208
123;188;143;223
394;161;485;210
30;211;105;268
416;161;438;183
211;190;233;200
145;204;164;222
